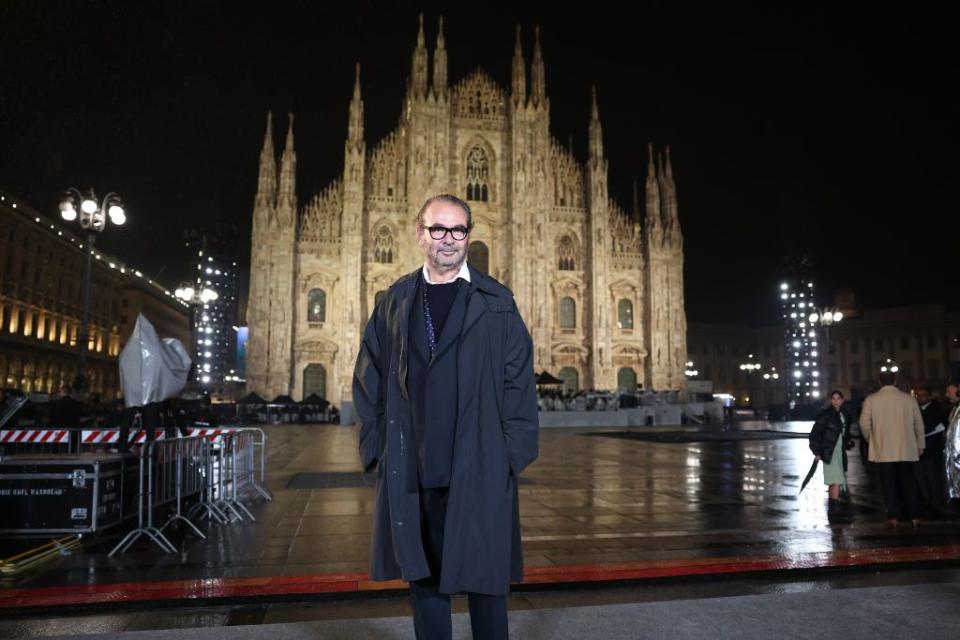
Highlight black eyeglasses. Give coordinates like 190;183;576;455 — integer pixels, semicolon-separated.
423;224;470;241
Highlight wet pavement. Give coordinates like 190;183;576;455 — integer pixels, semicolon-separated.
2;421;960;611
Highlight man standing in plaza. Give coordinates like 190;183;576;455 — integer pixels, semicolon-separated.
353;194;539;639
859;370;925;525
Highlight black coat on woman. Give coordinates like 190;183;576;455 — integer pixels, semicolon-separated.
809;406;853;470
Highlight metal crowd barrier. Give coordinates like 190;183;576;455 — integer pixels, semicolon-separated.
108;427;271;555
1;425;273;555
158;435;209;539
236;427;272;501
110;437;205;555
206;429;272;523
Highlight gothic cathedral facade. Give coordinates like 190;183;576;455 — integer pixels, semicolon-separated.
246;16;687;408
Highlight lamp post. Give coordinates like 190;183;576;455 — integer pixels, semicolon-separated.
738;354;763;407
175;282;219;388
879;358;900;376
59;188;125;393
808;307;843;399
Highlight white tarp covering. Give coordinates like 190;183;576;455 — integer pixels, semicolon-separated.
119;314;192;408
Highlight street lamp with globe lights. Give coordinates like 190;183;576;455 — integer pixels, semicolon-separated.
174;284;219;305
58;188;126;392
879;358;900;375
807;306;843;398
738;354;763;406
175;283;220;387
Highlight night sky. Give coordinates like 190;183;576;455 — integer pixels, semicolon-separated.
1;2;955;325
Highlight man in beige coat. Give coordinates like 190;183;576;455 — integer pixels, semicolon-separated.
860;370;925;525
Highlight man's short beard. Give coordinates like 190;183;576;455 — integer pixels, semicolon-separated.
429;244;466;271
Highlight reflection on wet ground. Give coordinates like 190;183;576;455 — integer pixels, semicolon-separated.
3;422;958;593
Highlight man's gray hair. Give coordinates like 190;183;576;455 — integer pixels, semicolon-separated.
415;194;473;229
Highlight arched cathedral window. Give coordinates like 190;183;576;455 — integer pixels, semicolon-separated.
617;367;638;391
308;289;326;323
558;236;576;271
373;225;395;264
303;364;326;400
559;367;579;394
465;146;489;202
560;297;576;329
468;241;489;274
617;299;634;329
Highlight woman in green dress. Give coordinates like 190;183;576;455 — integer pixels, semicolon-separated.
809;390;854;518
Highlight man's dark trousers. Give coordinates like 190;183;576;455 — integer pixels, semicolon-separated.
877;461;921;520
409;486;508;640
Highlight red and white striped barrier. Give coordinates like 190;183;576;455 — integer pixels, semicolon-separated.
81;430;160;444
83;429;237;444
0;428;236;445
186;428;235;439
0;430;70;443
82;428;237;444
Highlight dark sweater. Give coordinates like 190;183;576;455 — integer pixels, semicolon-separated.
409;275;469;488
425;278;462;340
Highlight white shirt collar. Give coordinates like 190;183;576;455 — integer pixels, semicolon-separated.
422;261;471;285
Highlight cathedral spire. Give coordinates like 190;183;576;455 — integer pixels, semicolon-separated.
645;144;661;233
278;112;297;215
588;85;604;161
432;16;447;100
511;25;526;105
410;13;429;99
632;177;641;222
530;25;546;108
348;63;364;150
255;111;276;211
663;145;681;240
657;150;671;229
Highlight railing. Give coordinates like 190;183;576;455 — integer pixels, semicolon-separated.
0;425;273;554
105;429;271;555
109;437;202;555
